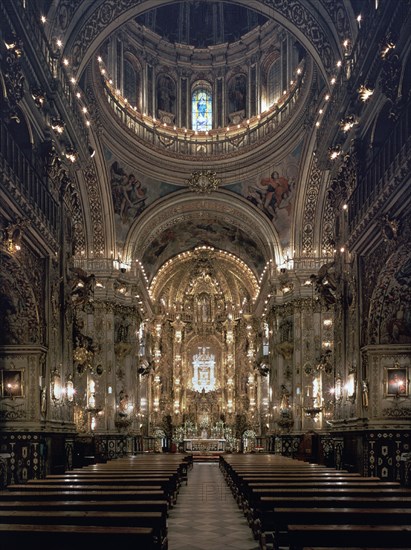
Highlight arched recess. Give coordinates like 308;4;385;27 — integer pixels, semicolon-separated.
123;189;283;283
368;245;411;345
59;0;348;83
157;73;176;116
149;245;260;317
0;252;41;345
124;53;142;110
227;73;247;122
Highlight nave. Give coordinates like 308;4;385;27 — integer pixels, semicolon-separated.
1;451;411;549
168;461;260;550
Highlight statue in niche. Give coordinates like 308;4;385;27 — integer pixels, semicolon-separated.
157;75;175;114
362;380;369;408
116;317;129;344
228;74;246;114
280;385;291;410
118;389;129;417
73;316;95;352
197;293;211;323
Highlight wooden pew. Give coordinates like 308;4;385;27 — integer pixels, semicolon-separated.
219;453;411;550
286;524;411;550
267;507;411;550
0;455;189;549
0;524;157;550
235;478;399;509
0;498;169;514
11;479;177;506
0;489;166;502
0;510;167;550
253;495;411;548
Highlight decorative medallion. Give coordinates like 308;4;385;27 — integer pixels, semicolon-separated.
187;170;220;194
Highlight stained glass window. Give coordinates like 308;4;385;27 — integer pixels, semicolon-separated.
192;86;212;131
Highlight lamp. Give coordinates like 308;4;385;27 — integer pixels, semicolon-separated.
1;219;27;253
328;145;342;160
346;370;356;401
358;85;374;102
66;374;75;402
51;367;62;401
4;33;23;57
340;115;357;133
88;145;96;158
51;116;65;134
65;147;78;163
31;88;46;109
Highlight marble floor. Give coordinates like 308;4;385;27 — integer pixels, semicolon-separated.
168;462;260;550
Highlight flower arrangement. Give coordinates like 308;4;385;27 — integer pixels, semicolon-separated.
152;427;166;439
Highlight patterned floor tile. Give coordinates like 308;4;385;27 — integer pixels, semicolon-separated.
168;462;260;550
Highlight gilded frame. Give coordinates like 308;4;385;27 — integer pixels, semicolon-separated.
1;369;24;398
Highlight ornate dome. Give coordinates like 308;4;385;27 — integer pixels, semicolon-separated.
136;1;268;48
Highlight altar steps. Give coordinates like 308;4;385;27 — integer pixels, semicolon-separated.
190;453;222;463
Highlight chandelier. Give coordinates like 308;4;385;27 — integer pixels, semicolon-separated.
187;170;220;194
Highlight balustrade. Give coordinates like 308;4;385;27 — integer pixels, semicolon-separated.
100;60;307;159
0;121;59;235
348;103;410;231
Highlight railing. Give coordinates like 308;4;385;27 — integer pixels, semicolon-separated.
0;121;59;235
348;102;410;232
101;60;308;159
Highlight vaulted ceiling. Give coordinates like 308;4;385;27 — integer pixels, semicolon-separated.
38;0;357;308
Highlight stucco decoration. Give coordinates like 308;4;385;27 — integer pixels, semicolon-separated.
368;247;411;344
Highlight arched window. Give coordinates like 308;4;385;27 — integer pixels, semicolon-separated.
267;58;281;106
124;58;138;107
192;83;212;131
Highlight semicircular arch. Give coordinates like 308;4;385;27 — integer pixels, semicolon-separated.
123;189;282;282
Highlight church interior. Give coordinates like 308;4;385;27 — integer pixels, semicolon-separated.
1;0;411;546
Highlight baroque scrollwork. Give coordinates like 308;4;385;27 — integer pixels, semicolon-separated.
2;33;24;122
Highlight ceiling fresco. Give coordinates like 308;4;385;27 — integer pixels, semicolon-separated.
107;135;302;270
140;218;266;280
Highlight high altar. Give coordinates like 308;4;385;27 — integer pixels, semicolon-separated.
183;439;226;452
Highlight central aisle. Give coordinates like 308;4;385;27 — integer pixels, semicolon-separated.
168;461;260;550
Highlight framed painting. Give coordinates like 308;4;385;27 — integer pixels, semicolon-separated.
385;367;408;397
1;370;23;398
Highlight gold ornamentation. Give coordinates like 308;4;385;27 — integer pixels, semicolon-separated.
187;170;220;194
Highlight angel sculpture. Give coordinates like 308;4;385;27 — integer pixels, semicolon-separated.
312;261;337;307
69;266;95;308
